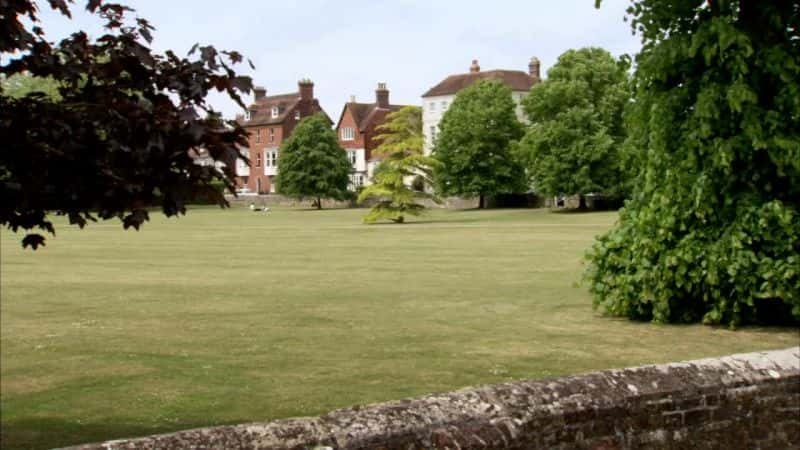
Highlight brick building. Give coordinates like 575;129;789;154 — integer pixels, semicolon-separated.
335;83;410;188
235;79;330;194
421;57;541;155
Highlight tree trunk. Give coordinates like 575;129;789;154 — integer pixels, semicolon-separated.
316;197;322;210
578;194;587;210
479;194;485;209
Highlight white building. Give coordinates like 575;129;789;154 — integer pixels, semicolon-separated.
421;57;541;155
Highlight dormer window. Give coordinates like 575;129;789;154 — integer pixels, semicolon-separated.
295;111;301;120
271;107;279;118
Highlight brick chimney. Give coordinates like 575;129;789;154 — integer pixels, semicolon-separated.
375;82;389;109
529;57;541;83
470;59;481;73
253;86;266;101
298;79;314;102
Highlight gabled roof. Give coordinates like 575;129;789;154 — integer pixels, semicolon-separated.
422;70;536;98
336;102;406;132
239;92;302;126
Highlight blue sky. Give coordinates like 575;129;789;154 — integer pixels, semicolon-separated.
34;0;641;119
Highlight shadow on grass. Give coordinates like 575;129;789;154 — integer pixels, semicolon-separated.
549;208;619;214
0;417;245;450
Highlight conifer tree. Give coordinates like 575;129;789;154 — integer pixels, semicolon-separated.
357;106;441;223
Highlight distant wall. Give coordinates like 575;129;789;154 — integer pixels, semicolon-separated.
226;194;354;209
66;347;799;450
226;194;546;210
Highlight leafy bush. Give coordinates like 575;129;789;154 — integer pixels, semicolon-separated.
586;1;800;327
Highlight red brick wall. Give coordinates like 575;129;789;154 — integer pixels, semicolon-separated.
240;125;284;194
337;105;365;150
238;102;328;194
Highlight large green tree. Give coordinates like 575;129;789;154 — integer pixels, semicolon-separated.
276;114;351;209
587;1;800;327
433;80;526;208
357;106;441;223
1;1;252;249
518;47;632;204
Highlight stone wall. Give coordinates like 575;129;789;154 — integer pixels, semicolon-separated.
64;347;799;450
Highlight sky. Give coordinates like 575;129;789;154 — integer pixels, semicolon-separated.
33;0;641;120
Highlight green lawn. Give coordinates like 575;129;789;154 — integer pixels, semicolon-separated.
1;206;797;449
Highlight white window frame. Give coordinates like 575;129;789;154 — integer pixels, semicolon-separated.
255;129;261;143
271;106;279;118
347;150;356;165
341;127;355;141
265;149;278;168
294;111;301;120
429;102;436;111
244;110;251;121
269;127;275;143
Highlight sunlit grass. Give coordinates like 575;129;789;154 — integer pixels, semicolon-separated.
2;206;797;449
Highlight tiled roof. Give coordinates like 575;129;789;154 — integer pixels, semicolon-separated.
422;70;536;97
357;104;404;131
337;102;406;132
239;92;301;126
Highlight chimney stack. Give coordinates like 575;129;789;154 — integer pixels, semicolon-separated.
375;82;389;109
298;78;314;102
253;86;266;101
529;57;541;83
349;95;356;103
470;59;481;73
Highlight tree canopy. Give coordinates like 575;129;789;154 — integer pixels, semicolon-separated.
357;106;441;223
1;0;252;248
518;47;632;200
276;113;351;209
587;0;800;327
433;80;526;208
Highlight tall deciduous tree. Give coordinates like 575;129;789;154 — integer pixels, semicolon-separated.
433;80;526;208
587;1;800;327
1;1;252;249
518;47;632;204
276;114;351;209
357;106;441;223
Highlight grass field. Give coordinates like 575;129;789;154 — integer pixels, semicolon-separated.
1;206;797;449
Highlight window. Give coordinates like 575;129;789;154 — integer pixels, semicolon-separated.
255;129;261;143
429;125;437;142
349;173;364;189
244;110;251;121
265;150;278;167
271;106;279;118
341;127;355;141
441;101;448;110
429;102;436;111
255;151;262;167
347;150;356;165
294;111;301;120
269;128;275;143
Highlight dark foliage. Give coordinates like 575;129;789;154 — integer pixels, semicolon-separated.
1;0;253;248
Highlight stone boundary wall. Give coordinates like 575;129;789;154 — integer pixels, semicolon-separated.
64;347;799;450
224;194;549;210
